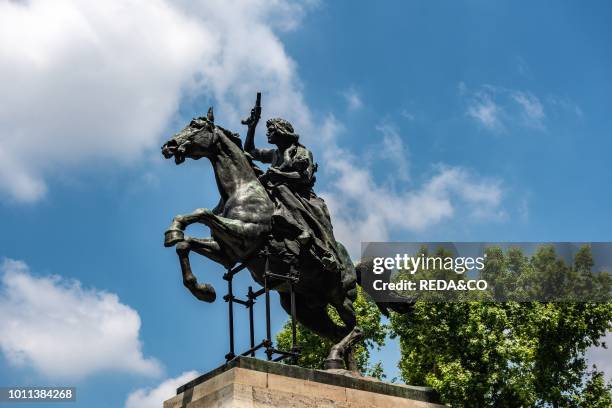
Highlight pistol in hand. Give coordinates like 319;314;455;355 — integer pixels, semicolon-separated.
241;92;262;127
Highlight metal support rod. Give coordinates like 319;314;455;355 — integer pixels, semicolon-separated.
220;255;301;364
266;271;298;282
226;296;249;307
252;287;266;298
240;341;266;357
227;275;235;361
270;348;300;362
248;286;255;357
225;262;249;280
290;282;297;364
272;354;288;362
265;273;272;361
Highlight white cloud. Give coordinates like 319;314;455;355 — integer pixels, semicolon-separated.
172;0;316;131
511;91;545;129
0;258;162;380
319;117;504;256
125;371;199;408
0;0;314;202
342;87;363;111
516;56;532;78
462;84;547;132
0;148;47;202
400;109;415;121
466;90;503;131
0;0;209;201
547;95;583;118
374;122;409;182
0;1;508;261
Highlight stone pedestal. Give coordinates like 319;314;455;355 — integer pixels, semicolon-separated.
164;357;442;408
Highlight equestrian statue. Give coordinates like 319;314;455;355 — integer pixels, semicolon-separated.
161;93;407;371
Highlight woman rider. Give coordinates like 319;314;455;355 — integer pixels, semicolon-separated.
242;107;341;276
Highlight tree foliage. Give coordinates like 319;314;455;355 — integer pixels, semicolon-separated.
391;245;612;407
276;286;388;378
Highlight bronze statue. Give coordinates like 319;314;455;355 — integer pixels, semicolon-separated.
161;94;390;371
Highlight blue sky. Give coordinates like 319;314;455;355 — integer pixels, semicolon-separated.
0;1;611;407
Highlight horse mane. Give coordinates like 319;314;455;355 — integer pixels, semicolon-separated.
216;125;243;150
192;115;244;150
213;123;264;177
190;115;263;175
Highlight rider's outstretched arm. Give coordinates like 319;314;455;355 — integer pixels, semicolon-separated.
244;117;257;153
242;94;274;163
245;126;274;163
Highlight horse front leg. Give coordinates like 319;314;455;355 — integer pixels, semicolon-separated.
174;236;232;303
187;236;233;269
164;208;210;247
197;210;268;258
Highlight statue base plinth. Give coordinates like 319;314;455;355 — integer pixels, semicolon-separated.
163;356;442;408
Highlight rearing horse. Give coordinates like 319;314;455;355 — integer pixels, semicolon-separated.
161;108;363;370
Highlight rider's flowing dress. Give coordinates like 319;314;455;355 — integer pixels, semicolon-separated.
248;144;343;278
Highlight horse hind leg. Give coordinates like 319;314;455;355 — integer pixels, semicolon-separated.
279;293;363;371
278;293;348;345
324;326;364;371
325;297;364;371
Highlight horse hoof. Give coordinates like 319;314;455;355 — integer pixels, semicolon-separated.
324;358;344;370
193;283;216;303
164;229;184;247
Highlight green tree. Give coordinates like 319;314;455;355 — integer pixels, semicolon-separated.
391;245;612;407
276;286;388;378
579;368;612;407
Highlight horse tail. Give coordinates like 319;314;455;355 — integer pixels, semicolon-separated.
354;257;414;317
335;241;358;302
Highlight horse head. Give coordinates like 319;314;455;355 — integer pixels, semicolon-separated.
162;107;218;164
